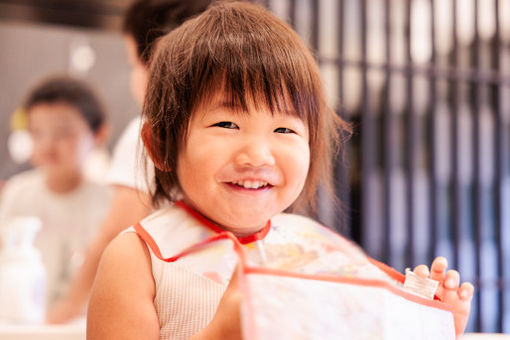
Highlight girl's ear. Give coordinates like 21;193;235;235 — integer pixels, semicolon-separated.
141;122;172;172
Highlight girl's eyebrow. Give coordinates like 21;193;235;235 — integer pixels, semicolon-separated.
208;101;297;116
204;101;244;114
218;101;243;110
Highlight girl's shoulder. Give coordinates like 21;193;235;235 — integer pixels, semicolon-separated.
132;204;216;260
88;230;158;338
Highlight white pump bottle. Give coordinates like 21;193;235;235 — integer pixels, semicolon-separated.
0;216;46;324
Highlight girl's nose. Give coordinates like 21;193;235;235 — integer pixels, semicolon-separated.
234;140;276;168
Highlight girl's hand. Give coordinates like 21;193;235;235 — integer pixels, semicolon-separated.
191;266;243;340
413;257;474;335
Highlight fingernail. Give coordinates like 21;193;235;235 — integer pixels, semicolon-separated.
460;290;468;299
445;278;455;288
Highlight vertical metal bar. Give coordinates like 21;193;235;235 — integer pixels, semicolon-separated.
450;0;461;271
289;0;296;29
360;0;375;254
310;0;319;51
427;0;438;267
493;0;504;332
405;0;416;268
472;0;483;331
382;0;393;264
335;0;350;236
337;0;344;105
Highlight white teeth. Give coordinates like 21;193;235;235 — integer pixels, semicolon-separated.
232;180;268;189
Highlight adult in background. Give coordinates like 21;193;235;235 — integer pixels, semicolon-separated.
46;0;213;323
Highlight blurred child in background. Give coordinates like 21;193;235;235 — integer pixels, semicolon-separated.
46;0;212;323
0;75;112;314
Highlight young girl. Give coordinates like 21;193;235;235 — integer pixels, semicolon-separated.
87;2;473;339
0;75;111;314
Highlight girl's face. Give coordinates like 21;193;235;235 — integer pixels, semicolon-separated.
177;93;310;236
124;35;148;105
28;102;95;182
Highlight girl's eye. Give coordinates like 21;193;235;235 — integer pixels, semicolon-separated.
212;121;238;129
274;127;295;134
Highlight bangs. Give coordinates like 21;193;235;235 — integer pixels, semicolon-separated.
182;3;321;127
194;72;300;119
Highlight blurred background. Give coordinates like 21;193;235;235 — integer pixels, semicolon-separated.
0;0;508;334
0;0;137;180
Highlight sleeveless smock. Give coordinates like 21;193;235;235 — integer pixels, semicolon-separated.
127;202;395;340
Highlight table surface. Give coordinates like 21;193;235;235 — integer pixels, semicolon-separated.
0;323;85;340
461;335;510;340
0;325;508;340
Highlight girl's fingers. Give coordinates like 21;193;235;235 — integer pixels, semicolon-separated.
413;264;430;278
430;256;448;283
458;282;475;301
439;270;462;303
444;270;460;290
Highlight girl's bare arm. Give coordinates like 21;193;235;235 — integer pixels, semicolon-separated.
87;232;159;339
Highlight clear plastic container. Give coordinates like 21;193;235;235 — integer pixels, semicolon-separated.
0;216;46;324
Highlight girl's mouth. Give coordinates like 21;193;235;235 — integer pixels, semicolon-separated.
229;180;272;190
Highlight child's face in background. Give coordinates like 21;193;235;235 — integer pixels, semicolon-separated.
177;92;310;236
124;35;148;106
28;102;95;183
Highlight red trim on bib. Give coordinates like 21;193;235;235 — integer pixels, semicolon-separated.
174;200;270;244
133;214;452;321
367;257;444;301
368;257;405;284
243;266;452;312
134;222;164;260
134;222;248;265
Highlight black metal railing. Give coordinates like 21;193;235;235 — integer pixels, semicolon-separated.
267;0;509;333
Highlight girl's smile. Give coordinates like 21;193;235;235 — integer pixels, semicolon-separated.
217;167;281;191
227;180;272;190
177;92;310;237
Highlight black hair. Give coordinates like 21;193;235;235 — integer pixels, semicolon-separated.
24;75;106;133
122;0;213;65
143;1;351;211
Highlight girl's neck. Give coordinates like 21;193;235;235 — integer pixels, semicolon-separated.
45;171;83;194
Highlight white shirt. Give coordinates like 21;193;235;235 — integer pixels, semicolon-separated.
106;116;154;192
0;169;112;308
